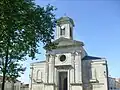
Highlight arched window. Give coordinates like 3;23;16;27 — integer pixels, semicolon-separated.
91;67;96;79
60;27;65;35
36;70;42;80
70;27;72;38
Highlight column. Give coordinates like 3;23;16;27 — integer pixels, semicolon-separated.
75;51;82;83
70;52;75;83
45;54;49;83
48;54;55;83
29;65;34;90
56;26;59;39
54;67;57;84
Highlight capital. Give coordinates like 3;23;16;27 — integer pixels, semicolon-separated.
71;51;76;56
50;54;56;57
76;51;81;55
46;53;50;57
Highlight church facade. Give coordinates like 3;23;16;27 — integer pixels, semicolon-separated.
29;16;109;90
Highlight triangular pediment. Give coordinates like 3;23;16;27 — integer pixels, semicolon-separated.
53;37;84;47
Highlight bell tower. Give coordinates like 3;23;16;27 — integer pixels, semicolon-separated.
56;16;75;39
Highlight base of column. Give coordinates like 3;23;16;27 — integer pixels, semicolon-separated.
71;83;83;90
71;85;83;90
44;83;55;90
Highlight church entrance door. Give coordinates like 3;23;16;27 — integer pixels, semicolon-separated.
58;72;68;90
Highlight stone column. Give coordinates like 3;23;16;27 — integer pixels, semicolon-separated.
75;51;82;83
48;54;55;83
29;65;34;90
45;54;49;83
54;67;57;84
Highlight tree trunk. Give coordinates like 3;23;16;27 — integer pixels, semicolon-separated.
2;71;6;90
2;39;9;90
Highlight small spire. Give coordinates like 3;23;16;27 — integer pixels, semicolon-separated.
64;13;67;17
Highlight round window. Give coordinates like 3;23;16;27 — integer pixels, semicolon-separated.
60;55;66;62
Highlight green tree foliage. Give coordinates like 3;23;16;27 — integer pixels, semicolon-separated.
6;62;26;82
7;62;26;90
0;0;56;90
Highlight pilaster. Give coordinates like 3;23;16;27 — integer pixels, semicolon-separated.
75;51;82;83
70;52;76;83
48;54;55;83
45;54;50;83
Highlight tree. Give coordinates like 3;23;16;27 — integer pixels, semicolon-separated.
0;0;56;90
7;61;26;90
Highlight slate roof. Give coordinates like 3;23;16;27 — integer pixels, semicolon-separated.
53;37;84;47
57;16;75;26
82;55;102;60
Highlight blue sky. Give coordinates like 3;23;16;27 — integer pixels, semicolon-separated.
19;0;120;83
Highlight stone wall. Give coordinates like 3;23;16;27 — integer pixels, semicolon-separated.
0;81;29;90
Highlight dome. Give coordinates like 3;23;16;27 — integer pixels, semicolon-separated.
57;16;75;27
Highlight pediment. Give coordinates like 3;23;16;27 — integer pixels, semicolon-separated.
53;37;84;47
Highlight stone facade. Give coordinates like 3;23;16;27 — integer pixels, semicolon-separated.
29;16;109;90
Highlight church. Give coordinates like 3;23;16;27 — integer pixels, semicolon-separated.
29;16;109;90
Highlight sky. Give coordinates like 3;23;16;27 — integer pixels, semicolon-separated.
19;0;120;84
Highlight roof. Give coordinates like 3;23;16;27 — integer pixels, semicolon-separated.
31;60;45;64
82;56;102;60
57;16;75;26
21;84;29;88
53;37;84;47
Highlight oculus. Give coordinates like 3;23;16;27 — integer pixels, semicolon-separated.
60;55;66;62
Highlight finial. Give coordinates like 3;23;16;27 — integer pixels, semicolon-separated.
64;13;67;17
